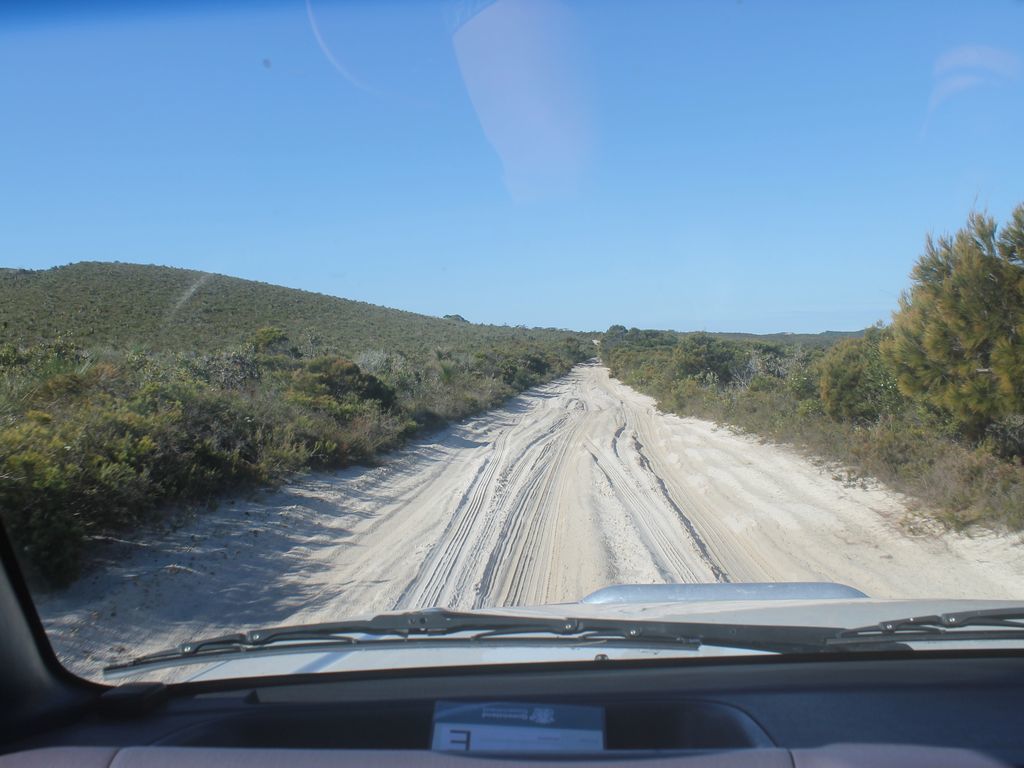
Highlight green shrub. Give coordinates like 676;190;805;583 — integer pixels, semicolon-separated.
985;415;1024;461
672;333;745;385
819;329;903;424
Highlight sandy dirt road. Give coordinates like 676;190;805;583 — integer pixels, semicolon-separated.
39;362;1024;677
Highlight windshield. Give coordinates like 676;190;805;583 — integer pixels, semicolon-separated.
1;0;1023;684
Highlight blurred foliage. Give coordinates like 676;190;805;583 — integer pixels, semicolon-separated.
0;264;592;588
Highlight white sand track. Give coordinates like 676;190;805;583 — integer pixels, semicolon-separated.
37;362;1024;679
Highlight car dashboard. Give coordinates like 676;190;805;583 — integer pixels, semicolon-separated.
2;652;1023;767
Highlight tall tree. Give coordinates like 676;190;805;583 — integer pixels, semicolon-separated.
990;206;1024;410
883;207;1024;438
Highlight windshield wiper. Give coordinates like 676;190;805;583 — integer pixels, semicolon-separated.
107;606;1024;678
829;606;1024;648
103;607;856;677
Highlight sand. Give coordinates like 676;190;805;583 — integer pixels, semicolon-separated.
36;362;1024;679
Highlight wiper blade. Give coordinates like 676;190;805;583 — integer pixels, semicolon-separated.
830;606;1024;648
103;607;853;677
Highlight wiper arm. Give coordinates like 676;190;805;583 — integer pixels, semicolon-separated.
103;608;852;677
830;606;1024;648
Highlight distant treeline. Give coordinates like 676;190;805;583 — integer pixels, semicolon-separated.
605;205;1024;533
0;324;589;588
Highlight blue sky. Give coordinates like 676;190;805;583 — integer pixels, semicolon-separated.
2;0;1023;333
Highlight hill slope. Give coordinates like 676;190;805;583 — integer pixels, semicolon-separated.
0;262;583;354
0;262;592;587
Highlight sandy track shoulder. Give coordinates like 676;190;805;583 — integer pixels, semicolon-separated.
37;363;1024;677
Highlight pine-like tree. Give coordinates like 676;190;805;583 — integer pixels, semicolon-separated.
991;206;1024;411
883;206;1024;439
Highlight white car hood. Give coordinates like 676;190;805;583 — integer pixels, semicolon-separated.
158;595;1023;684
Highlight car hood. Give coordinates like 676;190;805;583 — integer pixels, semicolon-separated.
156;584;1023;684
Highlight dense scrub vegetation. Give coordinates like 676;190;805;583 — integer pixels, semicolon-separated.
0;265;590;587
605;205;1024;534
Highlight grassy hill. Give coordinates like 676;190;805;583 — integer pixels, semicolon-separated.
0;262;591;587
0;262;585;354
